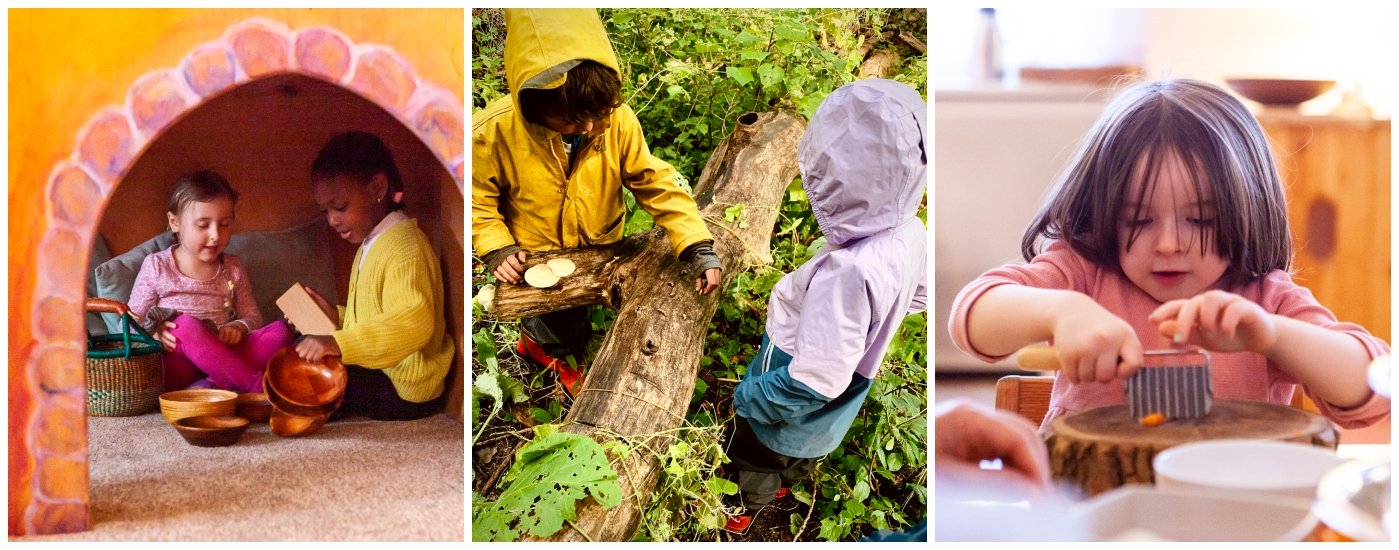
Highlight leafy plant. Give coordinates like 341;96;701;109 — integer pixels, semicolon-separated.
470;8;927;541
473;425;624;542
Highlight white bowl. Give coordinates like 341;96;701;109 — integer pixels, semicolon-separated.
1153;439;1344;501
1074;485;1317;541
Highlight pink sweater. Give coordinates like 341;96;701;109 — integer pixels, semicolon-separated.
128;247;263;330
949;241;1390;429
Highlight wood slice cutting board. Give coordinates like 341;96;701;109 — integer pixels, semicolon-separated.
1043;399;1338;498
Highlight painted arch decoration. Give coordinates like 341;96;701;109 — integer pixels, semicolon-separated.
17;17;463;535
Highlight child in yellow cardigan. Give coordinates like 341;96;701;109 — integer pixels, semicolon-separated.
295;131;455;421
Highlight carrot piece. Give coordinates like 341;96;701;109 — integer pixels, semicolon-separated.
1140;412;1167;427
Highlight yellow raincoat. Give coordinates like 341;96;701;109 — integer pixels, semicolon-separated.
472;8;713;259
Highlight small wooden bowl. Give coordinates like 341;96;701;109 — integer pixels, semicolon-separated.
159;389;238;425
173;415;250;447
235;392;273;423
265;347;347;408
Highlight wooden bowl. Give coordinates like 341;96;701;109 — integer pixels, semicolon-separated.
263;376;339;417
268;402;336;437
235;392;273;423
264;347;347;408
1225;78;1336;106
159;389;238;425
172;415;250;447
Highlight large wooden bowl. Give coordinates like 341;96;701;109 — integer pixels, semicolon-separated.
268;395;341;437
263;376;339;417
264;346;347;408
173;414;250;447
158;389;238;425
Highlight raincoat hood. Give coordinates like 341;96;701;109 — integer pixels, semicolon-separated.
797;79;927;245
504;8;621;107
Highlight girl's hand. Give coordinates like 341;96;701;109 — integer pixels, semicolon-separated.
156;321;179;352
1149;290;1278;354
295;335;341;363
302;286;340;326
1051;295;1144;384
217;322;248;346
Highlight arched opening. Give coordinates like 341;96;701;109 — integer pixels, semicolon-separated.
12;17;464;536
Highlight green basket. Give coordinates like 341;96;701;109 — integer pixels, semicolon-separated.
86;299;164;417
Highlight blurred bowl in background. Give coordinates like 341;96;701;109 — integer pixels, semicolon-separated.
1225;78;1336;107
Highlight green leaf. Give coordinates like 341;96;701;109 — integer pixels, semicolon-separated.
852;479;870;501
691;376;709;404
704;476;738;496
723;203;745;223
735;30;761;45
774;23;808;41
726;66;754;86
666;84;687;97
756;63;785;89
472;432;622;541
739;50;769;61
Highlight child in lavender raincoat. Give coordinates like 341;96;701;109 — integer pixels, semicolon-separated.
720;79;928;535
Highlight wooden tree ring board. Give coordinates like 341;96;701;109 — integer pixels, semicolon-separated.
1043;399;1338;498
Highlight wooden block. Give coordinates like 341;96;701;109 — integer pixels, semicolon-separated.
276;282;336;336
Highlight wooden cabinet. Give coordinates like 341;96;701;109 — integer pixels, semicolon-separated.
1260;116;1391;344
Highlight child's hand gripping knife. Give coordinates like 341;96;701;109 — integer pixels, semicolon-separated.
294;285;343;363
978;286;1145;385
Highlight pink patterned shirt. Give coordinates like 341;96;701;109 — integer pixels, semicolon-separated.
128;247;263;330
949;241;1391;430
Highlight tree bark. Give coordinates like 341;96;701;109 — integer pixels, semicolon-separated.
493;111;806;541
859;49;901;79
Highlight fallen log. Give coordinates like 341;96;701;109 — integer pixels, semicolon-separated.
492;111;805;541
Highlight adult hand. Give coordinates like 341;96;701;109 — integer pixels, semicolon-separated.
1149;290;1277;355
295;335;342;363
1050;294;1144;384
934;399;1051;496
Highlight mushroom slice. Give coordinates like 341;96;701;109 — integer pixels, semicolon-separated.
475;284;496;313
524;264;560;288
546;258;577;277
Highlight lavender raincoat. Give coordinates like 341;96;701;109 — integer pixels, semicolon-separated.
733;79;928;458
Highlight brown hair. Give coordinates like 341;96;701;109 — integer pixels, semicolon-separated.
518;60;622;126
1021;78;1291;287
168;170;238;217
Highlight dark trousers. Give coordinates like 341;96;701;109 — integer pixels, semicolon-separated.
723;416;818;510
520;306;594;362
332;364;444;421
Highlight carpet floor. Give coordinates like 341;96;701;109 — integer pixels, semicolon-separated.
10;412;464;541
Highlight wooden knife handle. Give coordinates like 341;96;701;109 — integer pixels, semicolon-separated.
1016;345;1062;371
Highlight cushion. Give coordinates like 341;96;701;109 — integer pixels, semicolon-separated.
224;217;340;325
93;231;176;334
86;234;114;335
92;217;339;333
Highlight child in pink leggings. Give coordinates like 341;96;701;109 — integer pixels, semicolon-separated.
128;171;294;393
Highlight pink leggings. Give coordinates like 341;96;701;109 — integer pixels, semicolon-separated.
162;314;294;393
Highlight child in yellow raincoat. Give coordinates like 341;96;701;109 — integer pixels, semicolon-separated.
473;8;721;396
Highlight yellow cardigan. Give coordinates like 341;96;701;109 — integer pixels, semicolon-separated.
332;219;454;403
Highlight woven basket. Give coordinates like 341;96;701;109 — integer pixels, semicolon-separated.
86;298;164;416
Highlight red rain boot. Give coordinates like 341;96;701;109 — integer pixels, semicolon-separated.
516;335;586;397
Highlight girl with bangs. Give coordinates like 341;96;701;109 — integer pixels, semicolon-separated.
949;78;1389;430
